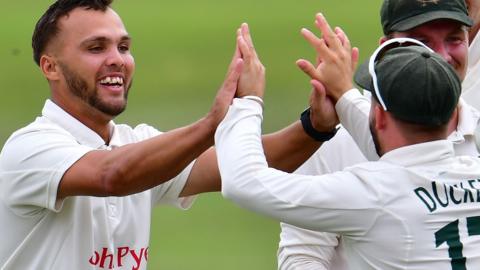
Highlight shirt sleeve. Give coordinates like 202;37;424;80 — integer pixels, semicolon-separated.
0;126;92;216
335;88;380;161
275;90;378;269
132;124;196;209
215;98;380;234
149;161;196;209
278;223;339;270
277;128;366;270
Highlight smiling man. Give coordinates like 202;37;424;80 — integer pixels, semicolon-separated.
0;1;324;269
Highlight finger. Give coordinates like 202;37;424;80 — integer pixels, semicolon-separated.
241;23;259;58
301;28;327;54
237;35;252;62
315;13;341;50
221;59;244;99
334;27;346;46
309;80;325;125
296;59;321;80
241;23;254;48
225;37;244;80
310;79;326;105
227;29;242;71
232;37;241;61
310;79;339;127
301;28;330;57
335;27;351;51
351;47;360;70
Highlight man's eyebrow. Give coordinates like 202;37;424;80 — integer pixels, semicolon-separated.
80;35;132;45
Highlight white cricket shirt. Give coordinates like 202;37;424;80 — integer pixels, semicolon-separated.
278;90;480;270
0;100;194;270
462;32;480;111
217;98;480;269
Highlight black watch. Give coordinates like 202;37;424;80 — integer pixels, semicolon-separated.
300;107;338;142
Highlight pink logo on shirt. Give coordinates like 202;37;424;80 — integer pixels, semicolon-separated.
89;247;148;269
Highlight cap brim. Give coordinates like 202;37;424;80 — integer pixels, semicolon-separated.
354;59;374;91
390;11;473;32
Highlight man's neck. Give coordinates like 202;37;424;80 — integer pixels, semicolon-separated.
51;97;113;144
447;107;460;135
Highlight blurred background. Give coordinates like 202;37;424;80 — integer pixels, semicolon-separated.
0;0;382;269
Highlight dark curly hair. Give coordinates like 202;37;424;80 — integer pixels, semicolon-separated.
32;0;113;66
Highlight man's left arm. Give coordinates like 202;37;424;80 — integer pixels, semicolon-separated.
215;97;377;232
180;23;323;196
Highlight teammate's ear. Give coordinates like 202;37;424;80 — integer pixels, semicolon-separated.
374;105;387;131
379;36;388;45
40;55;60;81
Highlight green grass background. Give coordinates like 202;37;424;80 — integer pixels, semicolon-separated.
0;1;382;269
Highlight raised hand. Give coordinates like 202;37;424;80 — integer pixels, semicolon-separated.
308;79;339;132
207;42;244;127
236;23;266;99
297;13;359;103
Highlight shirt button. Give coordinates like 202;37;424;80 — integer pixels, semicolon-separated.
109;204;117;217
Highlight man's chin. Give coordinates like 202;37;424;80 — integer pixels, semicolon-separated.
90;98;127;117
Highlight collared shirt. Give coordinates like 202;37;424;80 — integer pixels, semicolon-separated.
0;100;194;270
278;90;480;270
336;89;480;160
216;98;480;270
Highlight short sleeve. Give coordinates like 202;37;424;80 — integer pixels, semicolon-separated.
149;161;196;209
0;125;92;216
131;124;196;209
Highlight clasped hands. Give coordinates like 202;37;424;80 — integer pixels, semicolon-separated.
221;14;358;132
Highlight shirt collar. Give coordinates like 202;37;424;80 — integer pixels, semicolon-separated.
380;140;455;168
42;99;114;149
452;98;480;139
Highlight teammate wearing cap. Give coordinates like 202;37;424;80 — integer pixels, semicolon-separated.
216;40;480;269
278;0;480;269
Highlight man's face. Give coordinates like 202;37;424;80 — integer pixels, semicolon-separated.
389;19;469;80
50;7;135;117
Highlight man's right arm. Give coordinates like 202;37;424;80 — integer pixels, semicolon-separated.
56;51;244;200
58;117;220;199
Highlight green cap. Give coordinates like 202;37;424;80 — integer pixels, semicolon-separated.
357;42;461;126
381;0;472;34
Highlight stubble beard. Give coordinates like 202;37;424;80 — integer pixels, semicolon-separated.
369;117;383;157
60;62;131;117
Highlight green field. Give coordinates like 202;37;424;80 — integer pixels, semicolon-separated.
0;1;382;269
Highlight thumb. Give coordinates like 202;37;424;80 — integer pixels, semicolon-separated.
219;59;244;101
310;79;326;103
351;47;360;70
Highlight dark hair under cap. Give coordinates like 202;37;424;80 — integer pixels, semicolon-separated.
32;0;113;66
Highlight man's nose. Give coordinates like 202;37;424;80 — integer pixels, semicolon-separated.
432;43;453;64
105;47;125;68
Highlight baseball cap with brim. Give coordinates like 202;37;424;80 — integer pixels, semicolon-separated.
381;0;472;34
355;37;461;126
354;38;428;90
